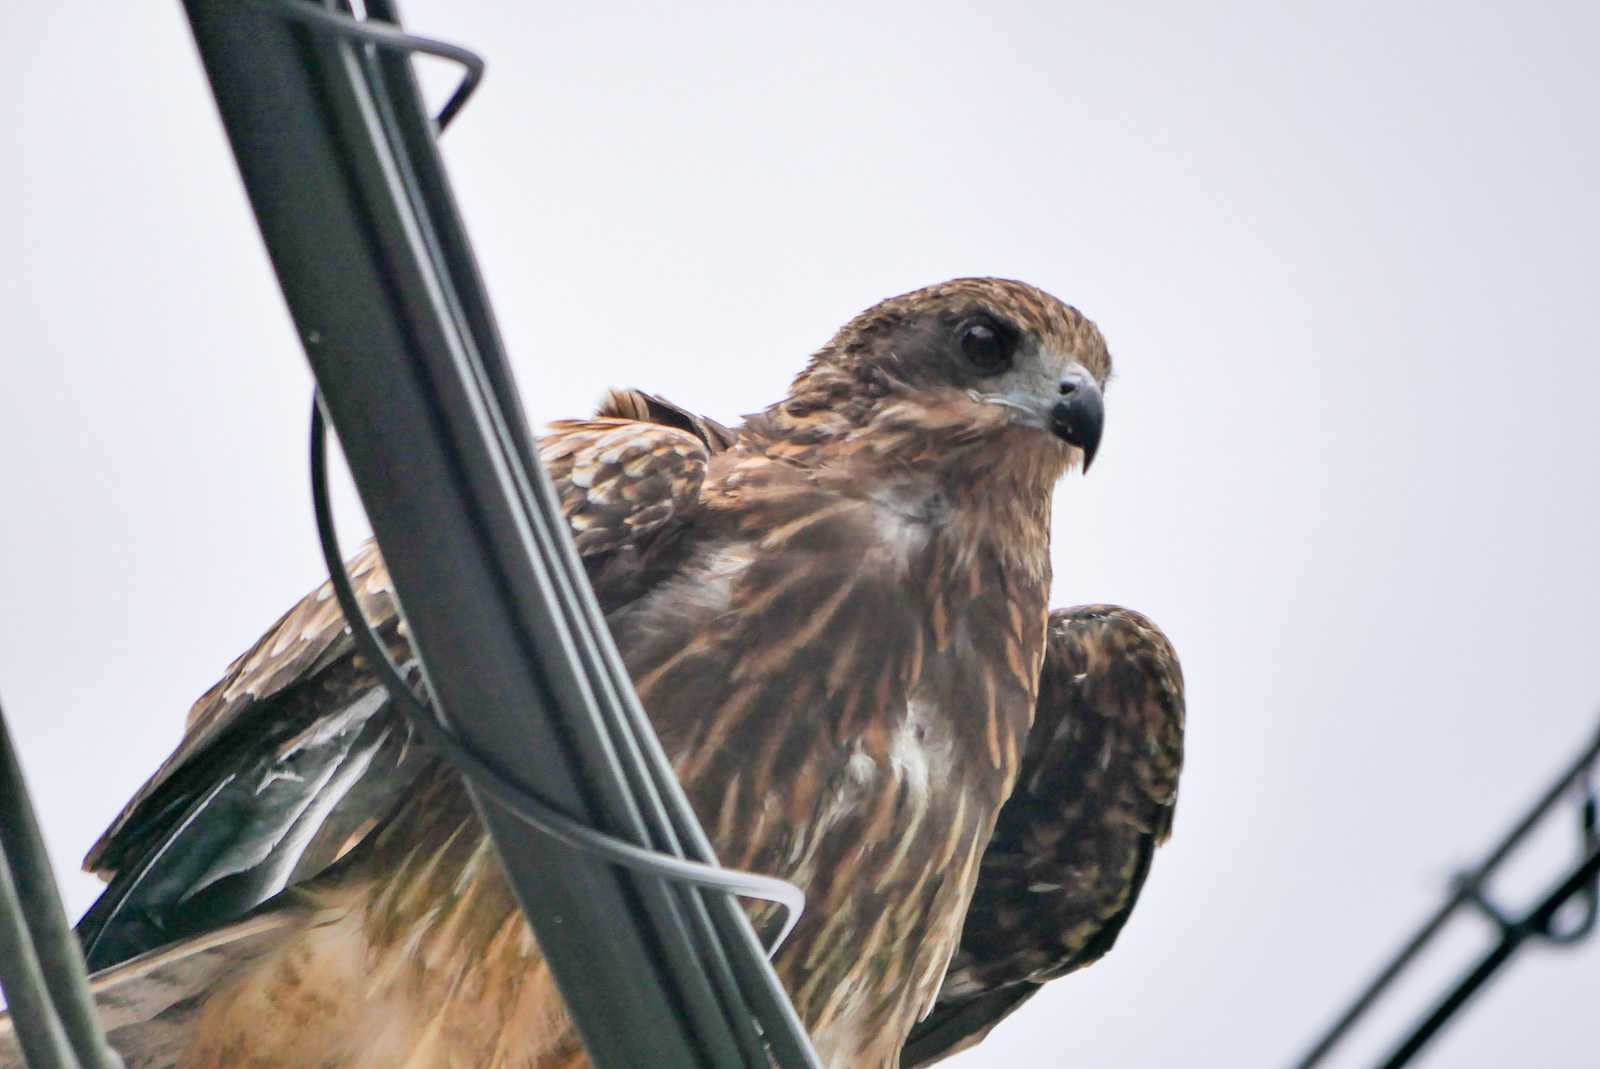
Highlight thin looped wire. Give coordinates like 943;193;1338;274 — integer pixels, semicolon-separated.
309;394;804;955
254;0;484;130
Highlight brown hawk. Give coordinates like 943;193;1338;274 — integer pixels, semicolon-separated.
0;279;1184;1069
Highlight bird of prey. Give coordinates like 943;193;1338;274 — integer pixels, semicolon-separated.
0;278;1184;1069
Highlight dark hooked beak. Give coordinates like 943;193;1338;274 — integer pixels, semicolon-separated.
1051;367;1104;471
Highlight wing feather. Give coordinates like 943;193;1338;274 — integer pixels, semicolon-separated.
75;391;725;971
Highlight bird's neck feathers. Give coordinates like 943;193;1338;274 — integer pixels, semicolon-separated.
737;367;1068;580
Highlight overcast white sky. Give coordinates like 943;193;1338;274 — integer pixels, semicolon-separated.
4;2;1599;1066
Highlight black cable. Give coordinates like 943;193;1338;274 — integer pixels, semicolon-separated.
1377;843;1600;1069
309;395;805;953
0;857;75;1069
257;0;483;131
256;4;816;1062
0;700;123;1069
333;5;801;1059
0;828;78;1069
1293;721;1600;1069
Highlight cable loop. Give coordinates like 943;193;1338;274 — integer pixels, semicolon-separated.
1539;778;1600;944
253;0;484;131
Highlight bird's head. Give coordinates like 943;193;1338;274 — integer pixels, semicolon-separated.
775;278;1111;482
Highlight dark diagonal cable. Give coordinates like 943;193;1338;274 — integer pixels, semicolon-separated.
0;700;123;1069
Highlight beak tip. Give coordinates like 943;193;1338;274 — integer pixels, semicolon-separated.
1050;382;1104;473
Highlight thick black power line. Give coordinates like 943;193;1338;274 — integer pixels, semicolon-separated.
176;1;821;1066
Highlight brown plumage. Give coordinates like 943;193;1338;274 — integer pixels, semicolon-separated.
0;279;1183;1069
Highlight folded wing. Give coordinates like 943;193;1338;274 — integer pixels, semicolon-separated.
75;390;727;972
901;605;1185;1067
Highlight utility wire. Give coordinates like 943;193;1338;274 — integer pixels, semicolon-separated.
0;699;123;1069
1377;843;1600;1068
1292;718;1600;1069
183;1;822;1064
254;0;484;130
321;0;813;1058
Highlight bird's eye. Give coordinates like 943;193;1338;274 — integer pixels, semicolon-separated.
958;320;1012;376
